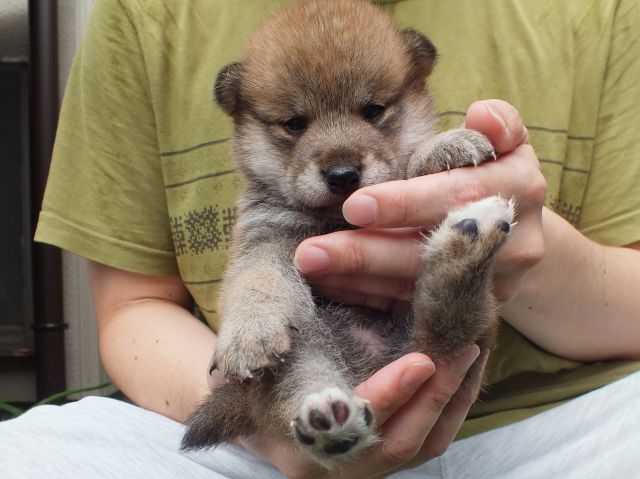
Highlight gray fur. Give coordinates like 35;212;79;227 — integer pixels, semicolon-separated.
182;0;514;468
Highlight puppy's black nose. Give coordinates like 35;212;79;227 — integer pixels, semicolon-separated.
325;166;361;194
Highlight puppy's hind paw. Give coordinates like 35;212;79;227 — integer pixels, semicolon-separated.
449;195;516;239
423;195;516;262
292;387;376;468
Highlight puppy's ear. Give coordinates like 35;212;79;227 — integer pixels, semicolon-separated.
401;29;438;81
214;62;243;116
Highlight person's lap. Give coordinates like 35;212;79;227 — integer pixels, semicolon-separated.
2;371;639;479
429;370;640;479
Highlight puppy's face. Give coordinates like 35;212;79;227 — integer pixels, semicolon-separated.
216;0;437;217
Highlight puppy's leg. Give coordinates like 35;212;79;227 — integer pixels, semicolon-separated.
277;343;376;469
407;128;496;177
411;196;515;391
212;240;316;380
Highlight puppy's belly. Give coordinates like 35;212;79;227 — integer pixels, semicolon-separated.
349;325;388;356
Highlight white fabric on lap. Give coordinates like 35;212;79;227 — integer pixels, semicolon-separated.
2;371;639;478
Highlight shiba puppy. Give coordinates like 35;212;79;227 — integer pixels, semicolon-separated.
181;0;515;469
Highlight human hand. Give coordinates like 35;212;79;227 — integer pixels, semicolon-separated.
294;100;546;307
243;345;485;479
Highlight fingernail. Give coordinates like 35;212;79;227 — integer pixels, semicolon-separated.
343;194;378;226
400;360;435;390
482;101;507;136
294;245;330;274
449;345;480;377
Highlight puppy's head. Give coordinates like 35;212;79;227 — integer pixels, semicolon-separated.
216;0;438;216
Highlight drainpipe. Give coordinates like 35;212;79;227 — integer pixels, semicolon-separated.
29;0;67;399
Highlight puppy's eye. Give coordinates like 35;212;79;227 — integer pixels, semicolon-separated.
282;117;308;133
362;104;386;121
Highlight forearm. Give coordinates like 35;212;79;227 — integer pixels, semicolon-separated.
99;300;216;423
500;207;640;361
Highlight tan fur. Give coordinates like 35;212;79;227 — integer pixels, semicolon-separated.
242;0;410;117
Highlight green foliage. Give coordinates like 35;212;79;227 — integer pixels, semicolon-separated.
0;382;112;418
0;401;25;417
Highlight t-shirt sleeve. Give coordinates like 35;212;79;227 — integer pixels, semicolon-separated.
35;0;179;276
578;0;640;246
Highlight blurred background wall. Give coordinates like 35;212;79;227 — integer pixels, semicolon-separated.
0;0;109;404
0;1;30;60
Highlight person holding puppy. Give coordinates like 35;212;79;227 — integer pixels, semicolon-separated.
2;0;640;478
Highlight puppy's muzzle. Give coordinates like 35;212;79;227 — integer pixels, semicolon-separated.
325;166;361;195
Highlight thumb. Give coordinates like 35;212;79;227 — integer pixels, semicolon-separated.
354;353;435;425
463;99;529;154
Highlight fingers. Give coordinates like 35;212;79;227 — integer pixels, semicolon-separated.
362;345;481;473
295;228;422;278
492;226;546;303
463;100;529;154
296;146;546;304
247;354;436;479
406;350;489;467
342;144;542;228
247;348;481;479
312;274;414;301
312;287;393;311
353;353;435;425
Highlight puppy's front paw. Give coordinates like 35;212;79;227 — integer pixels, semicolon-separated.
210;322;291;381
408;129;496;177
292;387;376;468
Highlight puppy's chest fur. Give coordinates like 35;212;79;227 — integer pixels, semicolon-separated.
236;188;405;365
181;0;515;469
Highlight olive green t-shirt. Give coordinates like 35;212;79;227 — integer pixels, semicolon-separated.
36;0;640;438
